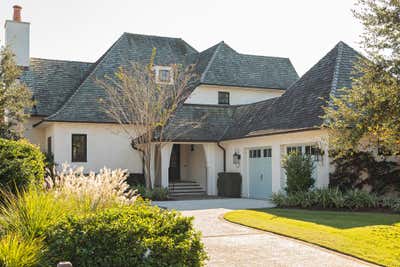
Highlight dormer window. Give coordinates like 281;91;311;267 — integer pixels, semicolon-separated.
218;91;230;105
154;66;173;84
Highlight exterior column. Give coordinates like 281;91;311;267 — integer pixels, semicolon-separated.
160;143;173;188
150;144;155;188
203;144;217;195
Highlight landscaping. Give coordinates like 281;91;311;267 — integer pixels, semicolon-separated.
224;208;400;267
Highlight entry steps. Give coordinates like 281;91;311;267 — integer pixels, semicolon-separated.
168;181;206;198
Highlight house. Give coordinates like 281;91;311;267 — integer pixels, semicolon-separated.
5;6;359;198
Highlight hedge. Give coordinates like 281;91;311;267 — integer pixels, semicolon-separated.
43;203;207;266
0;138;45;191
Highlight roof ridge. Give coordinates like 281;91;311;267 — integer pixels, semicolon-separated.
239;53;290;60
45;34;126;121
30;57;93;65
122;32;181;40
200;41;224;82
330;42;344;93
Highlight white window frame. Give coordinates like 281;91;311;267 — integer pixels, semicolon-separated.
153;66;173;84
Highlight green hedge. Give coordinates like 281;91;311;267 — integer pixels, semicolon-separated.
0;138;45;191
217;172;242;198
43;203;207;267
272;188;400;212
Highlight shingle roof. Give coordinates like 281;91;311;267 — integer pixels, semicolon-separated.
161;42;361;141
222;41;362;139
198;41;299;89
45;33;198;122
28;33;298;124
20;58;92;116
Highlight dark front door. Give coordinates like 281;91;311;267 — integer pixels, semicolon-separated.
169;144;180;182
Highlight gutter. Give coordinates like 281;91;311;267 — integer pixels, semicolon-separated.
217;141;226;172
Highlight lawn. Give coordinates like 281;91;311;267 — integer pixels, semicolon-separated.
224;209;400;267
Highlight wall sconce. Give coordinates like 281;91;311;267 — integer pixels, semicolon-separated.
233;151;241;167
190;144;195;152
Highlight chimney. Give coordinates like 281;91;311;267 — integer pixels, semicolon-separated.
13;5;22;22
4;5;30;67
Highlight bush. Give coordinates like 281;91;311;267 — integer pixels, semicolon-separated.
217;172;242;198
0;138;45;191
132;185;169;201
0;234;42;267
43;204;207;267
272;188;400;212
329;150;400;194
282;153;315;193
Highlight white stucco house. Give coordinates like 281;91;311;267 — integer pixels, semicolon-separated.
5;6;360;198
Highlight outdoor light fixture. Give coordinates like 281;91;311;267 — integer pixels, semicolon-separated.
190;144;195;152
233;151;241;167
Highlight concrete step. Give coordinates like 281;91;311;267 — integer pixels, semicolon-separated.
168;191;206;197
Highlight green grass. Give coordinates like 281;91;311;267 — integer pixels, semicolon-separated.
224;209;400;267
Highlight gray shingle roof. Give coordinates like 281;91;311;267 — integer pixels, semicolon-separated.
222;41;361;139
162;41;361;141
198;42;299;89
45;33;198;122
20;58;92;116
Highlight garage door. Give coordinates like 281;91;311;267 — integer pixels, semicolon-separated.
249;148;272;199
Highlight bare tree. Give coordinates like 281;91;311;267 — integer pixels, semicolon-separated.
99;49;198;189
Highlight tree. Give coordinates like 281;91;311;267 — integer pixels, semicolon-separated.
0;47;33;139
282;152;315;193
323;0;400;155
99;49;197;189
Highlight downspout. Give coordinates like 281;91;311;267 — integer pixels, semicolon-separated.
217;141;226;172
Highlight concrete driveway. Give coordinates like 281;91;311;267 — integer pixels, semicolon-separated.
153;198;377;267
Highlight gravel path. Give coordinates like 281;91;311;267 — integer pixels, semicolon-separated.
154;199;377;267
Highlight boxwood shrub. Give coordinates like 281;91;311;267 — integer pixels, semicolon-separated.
43;203;207;267
272;188;400;212
0;138;45;191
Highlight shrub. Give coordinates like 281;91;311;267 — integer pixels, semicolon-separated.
272;188;399;212
46;164;138;211
43;204;207;267
0;234;42;267
132;185;169;201
329;150;400;194
0;138;45;191
282;153;315;193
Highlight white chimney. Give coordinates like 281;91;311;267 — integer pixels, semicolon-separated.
4;5;30;67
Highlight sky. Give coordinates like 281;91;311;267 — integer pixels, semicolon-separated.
0;0;363;76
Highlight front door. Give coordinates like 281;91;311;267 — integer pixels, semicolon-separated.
249;148;272;199
169;144;180;182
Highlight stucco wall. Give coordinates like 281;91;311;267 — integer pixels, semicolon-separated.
5;20;30;67
221;130;330;197
24;117;45;149
185;84;284;105
36;122;142;174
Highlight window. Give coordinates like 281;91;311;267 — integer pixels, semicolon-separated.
72;134;87;162
47;136;52;155
263;148;272;158
158;69;171;83
287;146;302;154
249;149;262;158
218;91;230;105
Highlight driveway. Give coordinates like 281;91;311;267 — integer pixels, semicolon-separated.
153;198;377;267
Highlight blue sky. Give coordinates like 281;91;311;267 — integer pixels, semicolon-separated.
1;0;362;75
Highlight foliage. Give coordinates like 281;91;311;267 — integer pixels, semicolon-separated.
323;0;400;155
133;185;169;201
0;234;43;267
0;138;45;191
329;150;400;193
0;47;33;139
224;209;400;267
45;164;138;211
271;188;400;212
282;153;315;193
43;204;207;267
98;49;198;189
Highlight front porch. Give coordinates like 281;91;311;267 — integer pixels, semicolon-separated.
153;143;223;197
